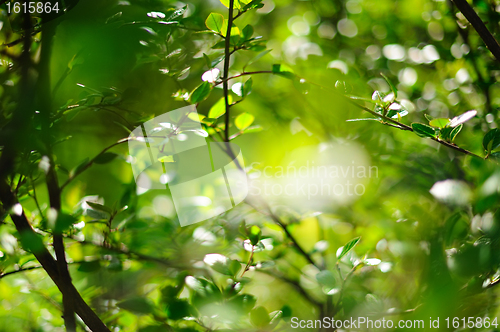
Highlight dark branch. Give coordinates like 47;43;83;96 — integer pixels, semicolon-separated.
223;0;235;142
452;0;500;62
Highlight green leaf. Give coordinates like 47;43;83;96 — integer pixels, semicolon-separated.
235;112;255;130
316;270;336;289
211;55;225;68
483;128;500;153
209;96;232;119
450;124;463;142
338;236;361;260
86;201;113;214
166;299;192;320
190;82;212;103
69;157;89;178
281;305;292;318
48;210;79;233
243;125;263;134
78;260;101;273
187;112;206;123
440;126;453;141
444;212;468;246
243;77;253;96
203;53;212;69
166;6;187;21
212;260;234;275
68;53;84;70
220;0;241;9
221;22;241;45
248;225;262;245
161;285;182;303
429;118;450;128
229;259;242;276
117;297;155;314
205;13;224;33
248;43;267;52
241;24;254;41
94;152;118;164
272;64;281;73
411;123;436;138
211;41;227;49
157;154;175;163
244;49;271;70
250;306;270;328
381;73;397;99
242;0;264;10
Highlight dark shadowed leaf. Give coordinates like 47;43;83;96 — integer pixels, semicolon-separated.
483;128;500;153
117;297;155;314
78;260;101;273
94;152;118;164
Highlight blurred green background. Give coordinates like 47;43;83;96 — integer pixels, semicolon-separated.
1;0;500;331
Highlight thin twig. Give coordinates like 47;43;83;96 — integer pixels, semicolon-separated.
60;138;129;190
215;71;274;87
240;246;254;277
247;201;320;269
452;0;500;63
257;269;322;308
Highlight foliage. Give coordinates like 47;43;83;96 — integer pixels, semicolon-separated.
1;0;500;331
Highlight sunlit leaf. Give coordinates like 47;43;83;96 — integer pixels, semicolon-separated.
248;225;261;245
429;118;450;128
209;96;232;118
338;236;361;260
235;112;255;130
205;13;224;33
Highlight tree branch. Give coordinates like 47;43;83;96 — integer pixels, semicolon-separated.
223;0;235;142
0;180;111;331
452;0;500;63
247;201;321;270
257;269;322;308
